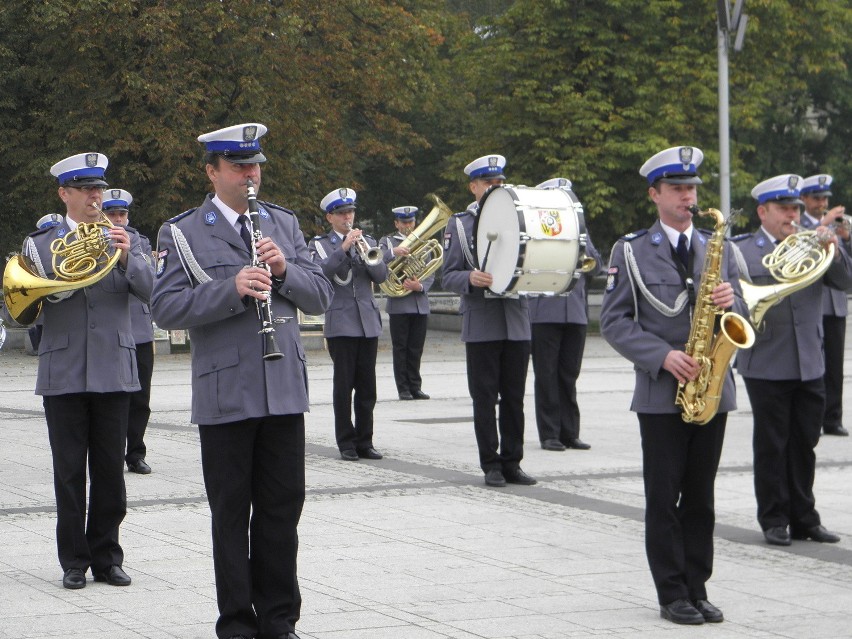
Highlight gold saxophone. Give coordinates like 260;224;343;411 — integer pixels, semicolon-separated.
675;206;755;424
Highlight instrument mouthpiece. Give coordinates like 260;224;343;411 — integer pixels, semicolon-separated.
688;205;700;215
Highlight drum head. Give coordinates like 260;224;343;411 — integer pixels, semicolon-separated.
475;186;521;294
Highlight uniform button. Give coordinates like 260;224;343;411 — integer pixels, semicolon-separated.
90;323;96;329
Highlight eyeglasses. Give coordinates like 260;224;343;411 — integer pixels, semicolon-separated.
67;186;105;193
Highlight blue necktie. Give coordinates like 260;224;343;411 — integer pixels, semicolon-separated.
237;215;252;253
676;233;689;267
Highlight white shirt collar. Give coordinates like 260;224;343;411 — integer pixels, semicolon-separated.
659;221;694;249
212;194;245;231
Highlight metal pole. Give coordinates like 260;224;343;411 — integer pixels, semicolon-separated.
718;24;731;218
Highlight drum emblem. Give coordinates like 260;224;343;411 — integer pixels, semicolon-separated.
538;209;562;236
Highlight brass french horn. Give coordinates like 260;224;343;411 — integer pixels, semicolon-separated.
3;203;121;326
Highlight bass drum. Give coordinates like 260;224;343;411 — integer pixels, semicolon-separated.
474;184;585;295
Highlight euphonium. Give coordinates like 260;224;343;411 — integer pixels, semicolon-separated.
380;194;454;297
344;222;384;266
3;203;121;326
675;206;755;425
739;223;835;330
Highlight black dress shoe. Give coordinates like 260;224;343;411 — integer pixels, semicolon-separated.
692;599;723;623
411;389;430;400
504;468;537;485
62;568;86;589
659;599;704;625
541;439;566;451
791;524;841;543
823;425;849;436
398;391;414;400
340;449;359;461
763;525;792;546
484;469;506;487
357;447;383;460
564;437;591;450
93;565;131;586
127;459;152;474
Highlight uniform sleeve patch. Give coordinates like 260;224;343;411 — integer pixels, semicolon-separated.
605;265;618;292
156;248;168;277
444;231;452;250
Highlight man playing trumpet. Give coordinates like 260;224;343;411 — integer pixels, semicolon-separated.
799;174;850;437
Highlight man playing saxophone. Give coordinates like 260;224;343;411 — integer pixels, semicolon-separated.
2;153;153;590
733;174;852;547
601;146;746;625
380;206;433;401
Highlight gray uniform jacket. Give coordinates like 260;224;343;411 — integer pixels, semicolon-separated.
528;236;602;325
600;220;747;414
733;230;852;381
800;214;851;317
151;194;333;425
441;204;531;342
380;232;433;315
129;231;155;345
307;232;388;339
22;220;153;396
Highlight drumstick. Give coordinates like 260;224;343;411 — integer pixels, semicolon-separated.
480;232;498;272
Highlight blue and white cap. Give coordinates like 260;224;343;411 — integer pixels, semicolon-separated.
102;188;133;211
50;152;109;188
536;177;573;190
36;213;63;229
751;174;804;205
198;123;267;164
800;174;833;197
639;146;703;185
392;206;418;220
321;187;357;214
464;154;506;180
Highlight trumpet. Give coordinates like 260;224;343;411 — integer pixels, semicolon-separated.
344;222;383;266
245;179;284;361
829;213;852;234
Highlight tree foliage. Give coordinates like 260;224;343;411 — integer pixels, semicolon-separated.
0;0;848;263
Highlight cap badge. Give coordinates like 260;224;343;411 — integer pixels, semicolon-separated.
110;189;121;199
787;175;799;190
243;125;257;141
338;188;348;199
488;156;498;167
819;176;828;186
679;147;693;167
85;153;98;168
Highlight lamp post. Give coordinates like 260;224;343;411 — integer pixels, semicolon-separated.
717;0;748;217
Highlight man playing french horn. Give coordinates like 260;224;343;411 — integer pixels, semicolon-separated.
601;146;743;625
732;174;852;548
2;152;153;591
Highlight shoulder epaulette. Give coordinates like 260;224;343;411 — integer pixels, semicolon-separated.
697;227;714;236
167;207;197;224
363;233;376;241
311;233;328;240
258;201;295;215
27;225;55;238
730;232;752;243
452;211;468;218
621;229;648;242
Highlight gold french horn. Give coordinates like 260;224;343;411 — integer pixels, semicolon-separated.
3;203;121;326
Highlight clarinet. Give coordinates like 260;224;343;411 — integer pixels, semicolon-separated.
245;179;284;361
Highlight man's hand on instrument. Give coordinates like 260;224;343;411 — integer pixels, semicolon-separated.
663;350;700;385
393;246;410;257
108;226;131;267
469;269;492;288
403;276;424;292
255;236;286;277
237;266;272;301
341;228;362;251
710;281;734;309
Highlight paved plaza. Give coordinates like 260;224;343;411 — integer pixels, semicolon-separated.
1;327;851;638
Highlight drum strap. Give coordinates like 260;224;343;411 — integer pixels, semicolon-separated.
455;217;476;269
623;241;689;319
